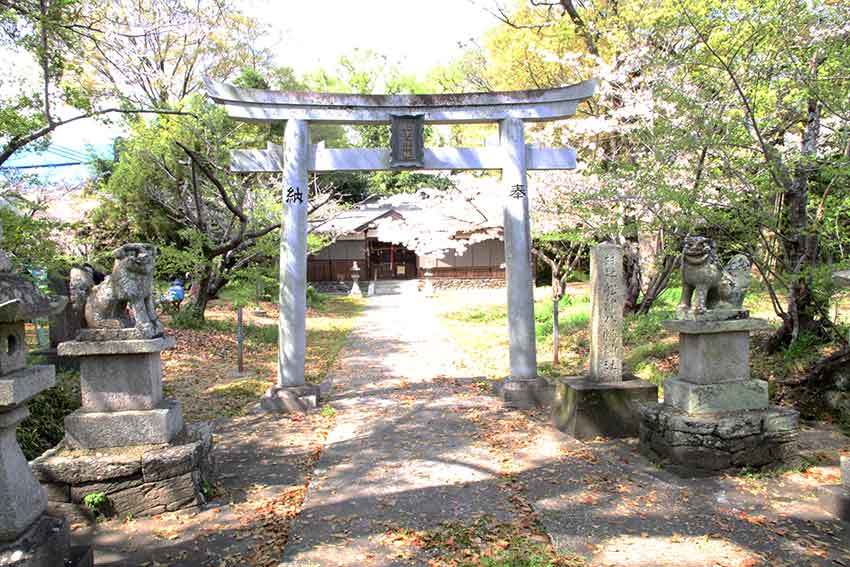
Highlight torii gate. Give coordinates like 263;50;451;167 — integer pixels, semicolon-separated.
206;78;596;410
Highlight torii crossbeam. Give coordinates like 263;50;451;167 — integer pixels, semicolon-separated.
206;78;596;410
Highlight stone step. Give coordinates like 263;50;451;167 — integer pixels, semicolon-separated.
369;280;419;296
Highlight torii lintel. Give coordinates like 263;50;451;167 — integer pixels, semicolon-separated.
204;78;596;124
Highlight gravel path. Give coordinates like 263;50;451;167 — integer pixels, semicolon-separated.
280;294;521;566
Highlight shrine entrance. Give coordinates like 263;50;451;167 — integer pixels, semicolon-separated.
368;240;417;281
207;77;596;405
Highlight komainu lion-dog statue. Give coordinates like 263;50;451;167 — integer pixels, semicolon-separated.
70;243;165;339
677;236;752;319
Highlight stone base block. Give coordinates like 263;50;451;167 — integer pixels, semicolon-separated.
31;422;214;520
818;485;850;522
79;352;163;412
500;377;545;409
553;376;659;439
663;377;768;414
64;399;183;449
639;403;799;476
0;514;91;567
259;384;321;413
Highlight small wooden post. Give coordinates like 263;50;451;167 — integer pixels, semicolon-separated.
236;307;245;374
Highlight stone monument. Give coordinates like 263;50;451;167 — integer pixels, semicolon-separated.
0;246;92;566
639;236;799;475
31;244;214;519
553;243;658;439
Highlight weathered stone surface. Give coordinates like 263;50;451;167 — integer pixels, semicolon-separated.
70;475;143;503
0;514;70;567
0;366;54;410
678;331;750;384
41;483;70;503
842;455;849;491
79;352;162;411
763;408;800;434
589;243;624;382
106;471;200;518
501;377;540;409
639;403;799;476
141;440;200;482
77;328;150;341
663;377;768;414
715;412;764;438
0;322;26;376
554;376;658;439
676;236;752;316
69;243;164;339
58;336;175;357
31;446;142;484
0;406;47;542
260;385;321;413
64;399;183;449
33;421;214;520
662;318;770;335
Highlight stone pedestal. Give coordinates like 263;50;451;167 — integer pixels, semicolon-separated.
31;423;214;521
35;335;209;520
501;377;543;409
553;244;658;438
554;376;659;439
639;318;799;475
58;337;183;449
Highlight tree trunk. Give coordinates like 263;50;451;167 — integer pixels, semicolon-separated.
187;268;213;320
552;297;560;366
772;96;823;348
623;242;642;314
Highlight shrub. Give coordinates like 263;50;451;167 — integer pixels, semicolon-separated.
17;369;81;460
169;308;206;329
306;285;326;309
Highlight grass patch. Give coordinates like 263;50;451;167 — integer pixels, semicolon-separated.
205;378;270;417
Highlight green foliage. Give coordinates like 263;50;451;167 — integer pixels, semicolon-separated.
306;285;326;309
0;200;70;273
17;369;80;461
82;491;109;515
535;296;591;340
169;308;207;330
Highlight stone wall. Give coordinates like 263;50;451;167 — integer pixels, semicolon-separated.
427;278;506;290
31;423;214;521
311;281;351;294
640;404;798;475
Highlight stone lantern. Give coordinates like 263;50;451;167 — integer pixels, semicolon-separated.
349;261;362;298
423;269;435;298
0;249;91;565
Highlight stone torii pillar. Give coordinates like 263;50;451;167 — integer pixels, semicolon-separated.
206;78;596;411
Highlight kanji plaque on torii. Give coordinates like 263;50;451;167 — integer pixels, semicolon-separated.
206;78;596;411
